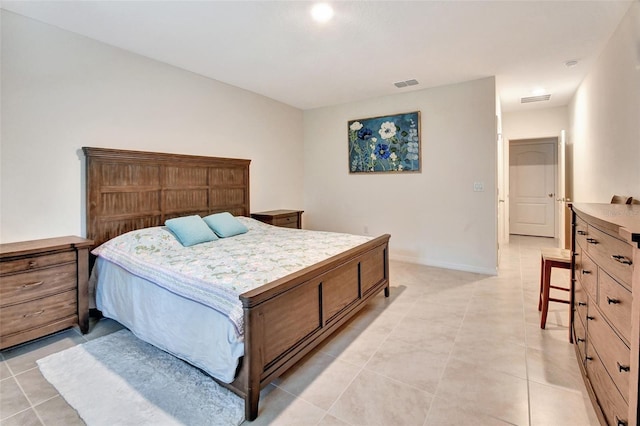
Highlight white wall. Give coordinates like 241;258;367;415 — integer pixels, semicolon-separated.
569;2;640;203
501;106;571;240
0;11;304;243
303;78;498;274
502;107;570;198
502;106;569;141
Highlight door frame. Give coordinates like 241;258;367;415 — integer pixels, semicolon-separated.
507;137;559;238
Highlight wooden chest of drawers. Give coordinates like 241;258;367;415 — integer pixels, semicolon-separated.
251;209;304;229
571;204;640;426
0;236;93;349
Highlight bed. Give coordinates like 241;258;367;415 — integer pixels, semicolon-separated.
83;147;390;421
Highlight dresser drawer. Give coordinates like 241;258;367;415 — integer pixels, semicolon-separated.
573;312;587;364
577;250;598;300
0;251;76;275
0;290;77;337
575;215;588;249
587;307;630;403
1;263;77;307
598;270;632;343
587;226;633;288
273;215;299;228
574;278;589;325
586;340;629;426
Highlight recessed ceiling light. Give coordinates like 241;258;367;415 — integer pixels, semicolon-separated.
311;3;334;23
531;87;546;96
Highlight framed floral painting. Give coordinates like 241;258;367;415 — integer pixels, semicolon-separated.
348;111;421;173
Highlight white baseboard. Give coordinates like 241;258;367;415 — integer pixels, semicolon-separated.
389;254;498;276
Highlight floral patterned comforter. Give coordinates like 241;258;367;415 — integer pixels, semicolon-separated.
92;217;372;336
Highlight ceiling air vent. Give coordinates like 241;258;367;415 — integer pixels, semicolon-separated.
521;94;551;103
394;79;419;88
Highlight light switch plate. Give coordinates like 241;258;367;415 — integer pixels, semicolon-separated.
473;182;484;192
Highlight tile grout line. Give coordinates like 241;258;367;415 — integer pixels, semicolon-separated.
320;284;420;425
518;236;535;426
422;275;477;426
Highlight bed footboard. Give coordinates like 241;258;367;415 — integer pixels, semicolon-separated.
239;234;390;420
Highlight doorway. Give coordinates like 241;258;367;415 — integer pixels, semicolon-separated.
509;138;557;238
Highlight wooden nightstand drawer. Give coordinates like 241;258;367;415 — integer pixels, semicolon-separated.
273;215;299;228
0;290;77;337
0;251;76;274
251;210;303;229
1;263;77;307
0;236;93;349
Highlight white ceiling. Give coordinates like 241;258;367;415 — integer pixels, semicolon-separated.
1;1;633;112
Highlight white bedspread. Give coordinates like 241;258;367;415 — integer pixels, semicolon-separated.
93;217;372;336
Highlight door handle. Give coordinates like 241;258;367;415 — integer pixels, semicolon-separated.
548;193;554;197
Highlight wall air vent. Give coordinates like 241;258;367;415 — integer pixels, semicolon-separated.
521;94;551;103
394;79;419;88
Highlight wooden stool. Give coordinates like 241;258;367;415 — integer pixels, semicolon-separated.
538;248;572;340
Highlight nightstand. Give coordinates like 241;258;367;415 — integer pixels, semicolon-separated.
251;209;304;229
0;236;93;349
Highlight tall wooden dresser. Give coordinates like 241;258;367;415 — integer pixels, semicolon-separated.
571;203;640;426
0;236;93;349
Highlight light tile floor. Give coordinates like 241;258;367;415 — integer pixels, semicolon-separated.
0;235;600;425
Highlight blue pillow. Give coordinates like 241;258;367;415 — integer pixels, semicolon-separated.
203;212;248;238
165;215;218;246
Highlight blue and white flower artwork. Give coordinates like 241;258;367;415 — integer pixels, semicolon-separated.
348;111;421;173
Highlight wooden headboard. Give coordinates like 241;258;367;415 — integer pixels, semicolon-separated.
83;147;251;248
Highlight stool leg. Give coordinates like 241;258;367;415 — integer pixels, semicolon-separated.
538;255;544;311
540;261;552;329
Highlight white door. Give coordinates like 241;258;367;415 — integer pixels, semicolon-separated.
509;140;556;237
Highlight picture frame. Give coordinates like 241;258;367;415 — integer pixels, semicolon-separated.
348;111;421;173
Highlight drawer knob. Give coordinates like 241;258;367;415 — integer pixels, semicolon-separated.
578;302;587;307
586;238;598;244
586;316;595;321
586;356;593;361
577;230;587;235
577;337;585;343
617;362;630;373
28;260;38;268
23;310;44;318
616;417;628;426
607;297;620;305
581;270;592;275
611;254;632;266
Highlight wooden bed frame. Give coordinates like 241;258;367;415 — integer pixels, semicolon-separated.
83;147;390;420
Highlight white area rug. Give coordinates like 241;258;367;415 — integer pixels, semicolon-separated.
37;329;244;426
